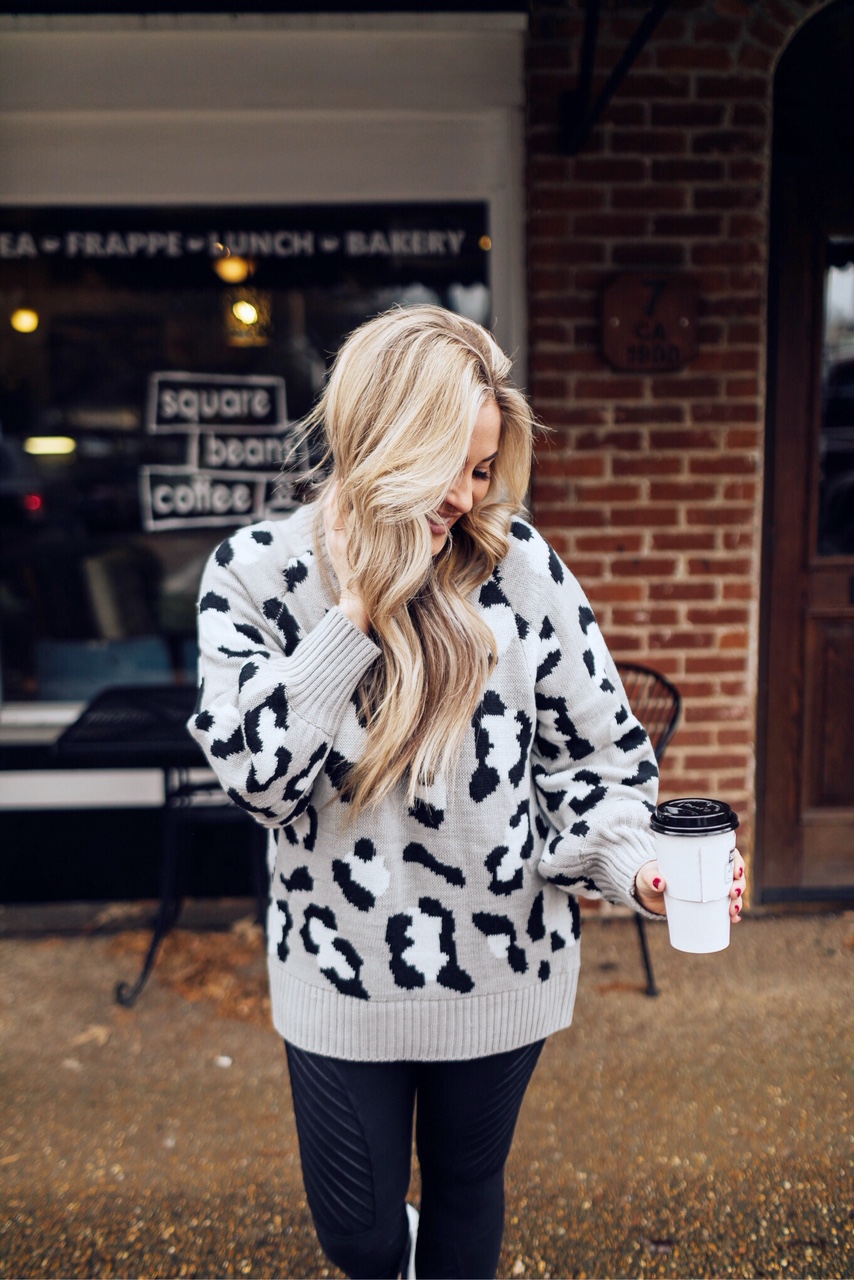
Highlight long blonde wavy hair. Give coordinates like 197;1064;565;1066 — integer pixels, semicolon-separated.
305;305;535;814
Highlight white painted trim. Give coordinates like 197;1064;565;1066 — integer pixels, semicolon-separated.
0;769;164;809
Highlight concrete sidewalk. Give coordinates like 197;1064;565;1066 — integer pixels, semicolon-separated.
1;910;852;1279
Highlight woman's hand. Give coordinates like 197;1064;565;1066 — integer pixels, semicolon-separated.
323;482;370;634
634;848;746;921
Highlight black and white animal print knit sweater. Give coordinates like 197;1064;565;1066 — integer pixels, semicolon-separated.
189;503;660;1062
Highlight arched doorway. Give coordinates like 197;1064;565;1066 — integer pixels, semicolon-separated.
758;0;854;899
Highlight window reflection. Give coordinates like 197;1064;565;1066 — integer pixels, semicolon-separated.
0;205;491;701
818;244;854;555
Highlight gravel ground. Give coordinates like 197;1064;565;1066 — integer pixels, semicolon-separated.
1;910;853;1279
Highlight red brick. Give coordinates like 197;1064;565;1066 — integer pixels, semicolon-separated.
651;532;717;551
723;581;756;599
611;130;689;155
727;214;764;240
717;728;753;746
574;429;645;451
653;214;723;236
530;375;568;399
737;42;774;73
728;156;765;183
720;629;750;649
601;632;644;652
574;158;647;183
692;130;764;156
613;607;680;626
723;481;757;502
575;377;645;399
604;102;648;127
687;607;751;625
691;350;760;373
732;103;768;128
695;18;743;42
695;75;767;100
608;506;681;527
687;556;752;575
575;482;642;503
666;729;714;747
683;752;749;770
534;454;605;479
686;506;754;527
576;533;644;553
618;73;691;100
540;407;609;428
697;322;726;345
727;321;761;343
725;429;762;449
721;532;754;552
651;158;725;182
613;455;684;477
690;403;761;424
685;655;748;674
537;505;609;528
612;185;686;210
612;243;686;267
691;242;762;266
575;213;648;236
650;629;716;649
612;557;678;577
749;16;789;50
650;102;726;127
705;296;762;317
614;405;685;424
650;582;717;601
655;381;722;401
688;455;758;475
657;45;733;71
648;425;719;446
528;212;572;239
568;558;606;579
650;481;717;501
694;185;762;210
585;585;644;604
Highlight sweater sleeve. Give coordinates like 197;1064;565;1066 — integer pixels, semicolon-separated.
187;537;379;829
530;555;660;914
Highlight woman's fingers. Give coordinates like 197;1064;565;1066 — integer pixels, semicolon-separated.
634;859;667;915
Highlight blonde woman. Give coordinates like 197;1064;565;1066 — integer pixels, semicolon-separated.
189;306;745;1280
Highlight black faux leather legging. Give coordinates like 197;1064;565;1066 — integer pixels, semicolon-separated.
284;1038;545;1280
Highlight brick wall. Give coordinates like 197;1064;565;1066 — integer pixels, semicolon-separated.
525;0;831;862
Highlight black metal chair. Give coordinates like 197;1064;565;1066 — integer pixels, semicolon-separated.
616;661;682;997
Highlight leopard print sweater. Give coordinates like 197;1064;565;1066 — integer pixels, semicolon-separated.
189;503;659;1061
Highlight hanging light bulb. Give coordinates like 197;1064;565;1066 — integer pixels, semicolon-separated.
11;308;39;333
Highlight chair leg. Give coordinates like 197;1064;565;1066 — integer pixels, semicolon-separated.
635;913;659;997
249;824;269;931
115;809;183;1007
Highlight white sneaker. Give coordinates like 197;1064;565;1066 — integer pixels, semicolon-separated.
405;1202;419;1280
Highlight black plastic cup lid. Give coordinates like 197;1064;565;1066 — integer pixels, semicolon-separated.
650;797;739;835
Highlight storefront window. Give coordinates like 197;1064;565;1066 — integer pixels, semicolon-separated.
818;241;854;556
0;203;491;701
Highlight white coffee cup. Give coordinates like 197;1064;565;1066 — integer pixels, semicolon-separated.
650;798;739;953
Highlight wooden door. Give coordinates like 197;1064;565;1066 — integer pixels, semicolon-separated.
758;2;854;899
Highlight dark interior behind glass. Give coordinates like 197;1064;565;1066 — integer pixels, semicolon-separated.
0;203;490;701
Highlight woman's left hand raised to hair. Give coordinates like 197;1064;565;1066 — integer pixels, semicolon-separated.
323;482;371;634
634;848;746;920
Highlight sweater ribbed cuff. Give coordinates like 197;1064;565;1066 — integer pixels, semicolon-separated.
279;607;379;733
585;815;661;919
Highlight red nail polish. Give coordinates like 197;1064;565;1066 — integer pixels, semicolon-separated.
735;886;743;897
653;878;662;889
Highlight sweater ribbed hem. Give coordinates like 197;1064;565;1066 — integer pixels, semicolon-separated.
268;954;580;1062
